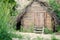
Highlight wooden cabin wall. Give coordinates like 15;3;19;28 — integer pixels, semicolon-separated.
44;12;53;30
21;1;53;31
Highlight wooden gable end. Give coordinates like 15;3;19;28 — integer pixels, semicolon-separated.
21;1;53;31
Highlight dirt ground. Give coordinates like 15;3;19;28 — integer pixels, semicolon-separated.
12;31;60;40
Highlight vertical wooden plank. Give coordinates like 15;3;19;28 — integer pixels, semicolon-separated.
45;13;52;30
39;12;45;27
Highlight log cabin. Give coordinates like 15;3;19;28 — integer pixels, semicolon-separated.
16;0;57;33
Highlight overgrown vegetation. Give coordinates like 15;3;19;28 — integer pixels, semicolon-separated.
49;0;60;20
56;25;60;32
49;0;60;32
0;0;22;40
0;0;60;40
44;28;53;34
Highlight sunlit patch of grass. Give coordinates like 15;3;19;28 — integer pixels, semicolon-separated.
51;36;59;40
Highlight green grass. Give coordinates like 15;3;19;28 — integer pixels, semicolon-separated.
0;0;20;40
44;28;53;34
51;36;59;40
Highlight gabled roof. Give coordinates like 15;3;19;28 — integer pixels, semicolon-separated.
17;0;49;19
16;0;59;25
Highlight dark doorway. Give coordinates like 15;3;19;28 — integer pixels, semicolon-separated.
16;16;23;30
16;21;21;30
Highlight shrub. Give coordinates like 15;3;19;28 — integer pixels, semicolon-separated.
49;0;60;18
44;28;53;34
56;25;60;32
0;0;17;40
49;0;60;33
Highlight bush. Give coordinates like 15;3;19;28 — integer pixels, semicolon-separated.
0;31;12;40
44;28;53;34
0;0;17;40
49;0;60;23
49;0;60;33
56;25;60;32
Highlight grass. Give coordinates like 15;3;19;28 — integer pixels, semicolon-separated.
0;0;20;40
44;28;53;34
51;36;59;40
33;36;43;40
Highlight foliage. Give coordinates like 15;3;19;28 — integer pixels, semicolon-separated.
0;0;19;40
49;0;60;33
49;0;60;22
56;25;60;32
0;30;12;40
44;28;53;34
